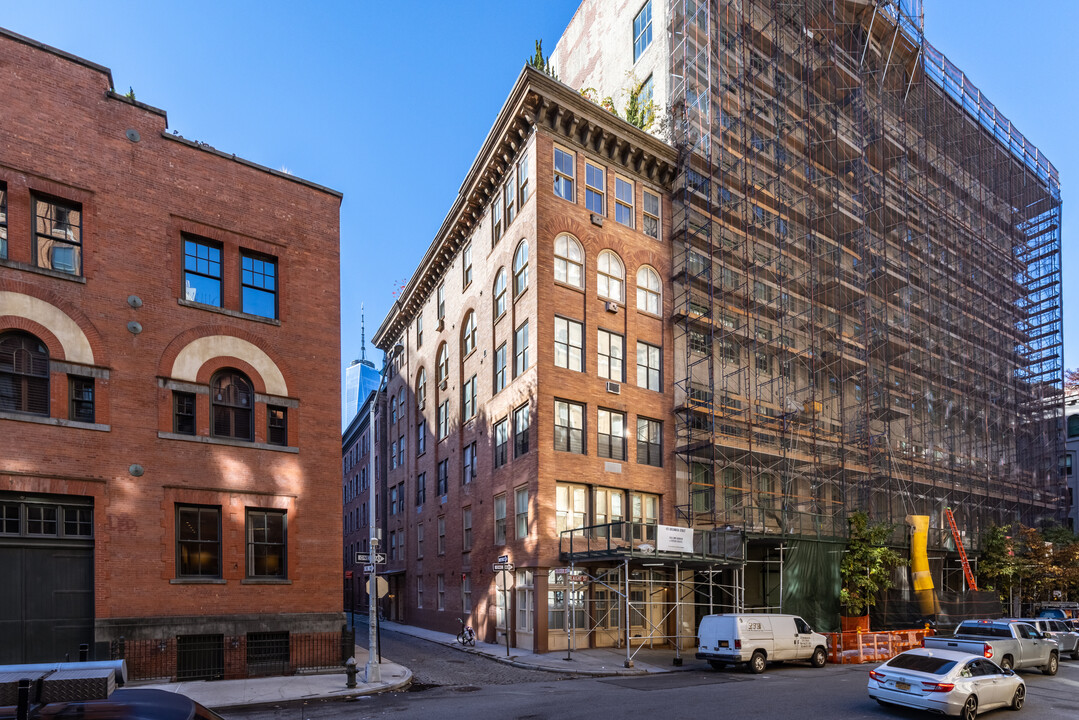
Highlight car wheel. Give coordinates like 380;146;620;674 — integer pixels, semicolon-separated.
708;660;725;670
1010;684;1025;711
961;694;978;720
1000;655;1014;671
810;647;827;668
748;650;767;674
1043;652;1058;676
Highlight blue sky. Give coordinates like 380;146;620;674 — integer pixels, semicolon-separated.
3;1;1075;386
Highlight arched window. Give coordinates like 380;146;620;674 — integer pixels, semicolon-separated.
462;311;477;356
416;368;427;409
436;344;449;387
636;265;661;314
390;394;397;424
513;241;529;297
0;331;50;416
493;268;507;318
597;250;624;302
554;234;584;288
1069;414;1079;438
211;369;253;440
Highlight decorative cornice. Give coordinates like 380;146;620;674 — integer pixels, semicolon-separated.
373;66;678;349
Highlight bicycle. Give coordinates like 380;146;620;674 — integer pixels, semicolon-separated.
456;617;476;647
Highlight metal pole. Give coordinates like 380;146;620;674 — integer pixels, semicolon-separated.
566;561;574;661
673;562;682;666
503;576;511;657
624;558;633;668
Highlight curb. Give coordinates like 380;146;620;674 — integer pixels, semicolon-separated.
430;637;648;677
203;669;413;712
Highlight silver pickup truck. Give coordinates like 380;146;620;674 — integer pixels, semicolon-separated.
924;620;1059;675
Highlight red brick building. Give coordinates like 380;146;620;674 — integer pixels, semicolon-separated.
0;28;343;677
365;68;743;656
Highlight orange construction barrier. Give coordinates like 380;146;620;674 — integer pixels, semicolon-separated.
826;628;935;665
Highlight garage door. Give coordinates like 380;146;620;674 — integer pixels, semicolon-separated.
0;495;94;664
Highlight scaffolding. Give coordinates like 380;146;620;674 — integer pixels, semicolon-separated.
667;0;1065;618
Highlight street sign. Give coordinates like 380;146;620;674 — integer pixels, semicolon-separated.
364;564;375;572
492;562;514;572
367;576;389;598
345;570;353;579
356;552;387;564
495;572;514;591
497;554;510;563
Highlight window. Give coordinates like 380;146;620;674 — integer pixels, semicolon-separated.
643;189;661;239
585;162;605;215
630;491;659;541
554;234;584;288
615;177;634;227
437;401;449;440
437;283;446;323
513;241;529;297
247;509;286;578
173;391;196;434
416;369;427;409
556;483;588;534
636;341;661;391
416;314;423;348
597;250;625;302
0;182;7;259
633;1;653;61
416;472;426;505
597;329;624;381
416;523;424;558
518;155;530;205
517;570;535;632
389;530;397;560
462;573;472;612
492;193;503;245
437;344;449;387
462;375;476;420
514;321;529;377
397;434;405;465
241;253;278;319
554;147;575;201
437;459;449;497
493;268;507;318
594;488;625;533
211;370;253;440
554;400;585;454
598;409;626;461
64;376;93;423
554;317;584;371
390;441;397;469
494;343;507;392
462;243;473;288
494;494;507;545
416;420;426;455
0;332;49;416
183;235;221;306
437;516;446;555
462;311;477;356
1068;415;1079;438
462;507;472;551
636;266;661;314
390;395;398;425
637;417;662;466
267;406;288;446
176;505;221;578
463;442;476;484
494;418;509;467
504;174;517;226
515;486;529;538
437;573;445;610
514;404;530;457
34;195;82;275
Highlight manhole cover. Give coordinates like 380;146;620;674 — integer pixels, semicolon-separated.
452;686;482;692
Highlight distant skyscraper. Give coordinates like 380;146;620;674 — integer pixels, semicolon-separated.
343;304;381;427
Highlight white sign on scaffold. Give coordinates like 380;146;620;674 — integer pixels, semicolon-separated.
656;524;694;553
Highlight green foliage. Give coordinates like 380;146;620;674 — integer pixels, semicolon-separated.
124;86;136;101
623;78;657;131
978;524;1018;599
526;39;557;80
979;523;1079;606
839;511;906;617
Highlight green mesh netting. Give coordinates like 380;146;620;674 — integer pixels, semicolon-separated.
782;538;843;632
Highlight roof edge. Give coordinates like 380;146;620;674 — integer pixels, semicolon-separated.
0;25;114;89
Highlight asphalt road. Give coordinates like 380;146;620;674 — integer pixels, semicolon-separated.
225;628;1079;720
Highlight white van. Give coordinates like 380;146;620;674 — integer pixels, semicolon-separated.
696;613;828;673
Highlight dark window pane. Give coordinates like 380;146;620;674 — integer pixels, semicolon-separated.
174;391;196;434
211;371;253;440
63;506;93;537
178;505;221;577
183;237;222;306
69;376;95;423
0;332;50;415
268;406;288;446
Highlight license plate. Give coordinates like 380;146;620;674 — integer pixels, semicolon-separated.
719;641;729;648
895;681;910;691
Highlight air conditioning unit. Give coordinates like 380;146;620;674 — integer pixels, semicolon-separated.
605;301;618;313
606;382;621;394
439;380;447;390
437;318;445;331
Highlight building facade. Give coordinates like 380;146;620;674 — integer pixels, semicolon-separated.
0;28;344;676
552;0;1065;626
1065;390;1079;532
343;356;379;428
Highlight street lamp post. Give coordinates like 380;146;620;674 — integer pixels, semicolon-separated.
366;343;402;683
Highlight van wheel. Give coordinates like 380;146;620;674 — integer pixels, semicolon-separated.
1043;652;1058;676
708;660;725;670
748;651;767;674
811;647;827;668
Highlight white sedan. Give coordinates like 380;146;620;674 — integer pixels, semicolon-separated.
867;647;1025;720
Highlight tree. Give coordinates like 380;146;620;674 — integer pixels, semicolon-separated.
839;512;906;617
978;524;1018;604
623;77;657;131
1065;367;1079;391
526;39;557;80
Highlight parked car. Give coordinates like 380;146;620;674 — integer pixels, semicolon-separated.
867;648;1025;720
924;620;1058;674
0;688;225;720
1001;617;1079;660
696;613;828;673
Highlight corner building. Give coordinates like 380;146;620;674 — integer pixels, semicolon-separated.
0;28;343;676
372;67;750;655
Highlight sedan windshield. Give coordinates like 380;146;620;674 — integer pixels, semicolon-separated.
885;654;957;675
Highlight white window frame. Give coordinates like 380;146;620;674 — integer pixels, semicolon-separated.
597;250;625;302
554;234;584;288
